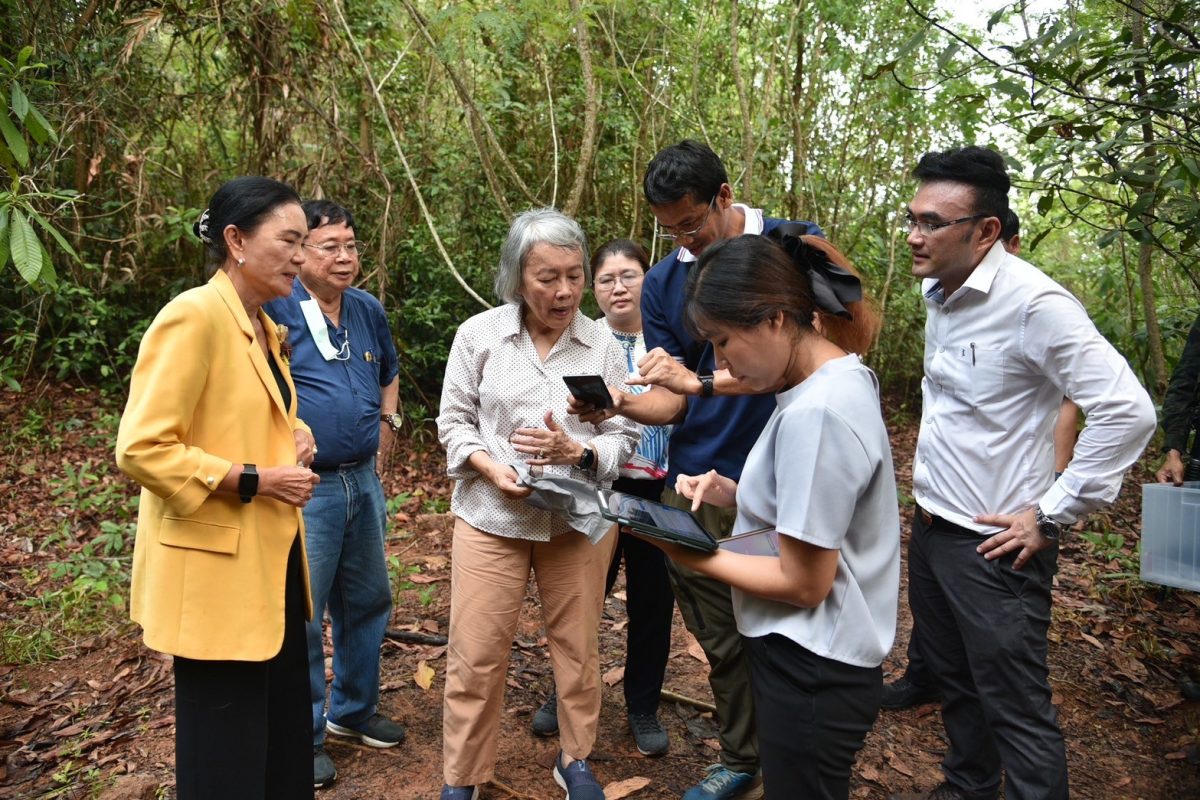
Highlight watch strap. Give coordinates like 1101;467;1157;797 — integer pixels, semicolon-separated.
698;373;715;398
238;464;258;504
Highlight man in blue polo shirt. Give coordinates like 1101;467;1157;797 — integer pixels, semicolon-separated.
576;141;822;800
264;200;405;789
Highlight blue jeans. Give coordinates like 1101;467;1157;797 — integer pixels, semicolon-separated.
304;459;393;745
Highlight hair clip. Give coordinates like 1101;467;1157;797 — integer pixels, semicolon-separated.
767;224;862;319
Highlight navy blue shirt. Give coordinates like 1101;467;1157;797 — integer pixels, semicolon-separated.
265;279;400;466
641;215;823;482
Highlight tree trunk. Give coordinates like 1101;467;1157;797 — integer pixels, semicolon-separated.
564;0;599;217
1131;0;1167;396
730;0;754;197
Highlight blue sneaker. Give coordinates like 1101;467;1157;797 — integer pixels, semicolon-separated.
553;751;605;800
682;764;763;800
439;785;479;800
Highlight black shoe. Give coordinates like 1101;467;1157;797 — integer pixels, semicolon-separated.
889;781;997;800
313;746;337;789
628;712;669;756
881;676;941;710
326;713;406;748
531;691;559;737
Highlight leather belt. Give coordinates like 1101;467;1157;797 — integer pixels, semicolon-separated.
915;505;976;536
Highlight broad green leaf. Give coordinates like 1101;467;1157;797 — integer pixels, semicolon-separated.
25;105;55;143
1027;228;1052;252
0;99;28;168
10;82;28;121
38;241;56;288
15;46;32;69
1096;229;1121;248
27;208;78;259
1037;194;1054;215
9;209;42;284
894;26;928;62
993;79;1027;99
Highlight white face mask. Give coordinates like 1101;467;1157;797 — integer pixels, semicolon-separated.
299;299;349;361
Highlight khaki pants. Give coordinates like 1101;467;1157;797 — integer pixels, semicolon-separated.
442;517;617;786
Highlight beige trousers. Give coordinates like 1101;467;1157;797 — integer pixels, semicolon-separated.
442;516;616;787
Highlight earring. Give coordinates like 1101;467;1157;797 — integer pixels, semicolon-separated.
237;258;245;267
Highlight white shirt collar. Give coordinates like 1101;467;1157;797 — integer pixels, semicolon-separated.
922;239;1009;302
677;204;764;263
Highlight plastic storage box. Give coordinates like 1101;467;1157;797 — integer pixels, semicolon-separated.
1141;482;1200;591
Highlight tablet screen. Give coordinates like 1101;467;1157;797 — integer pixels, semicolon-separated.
598;489;717;551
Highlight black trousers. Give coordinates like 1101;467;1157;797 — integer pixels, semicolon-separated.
174;535;314;800
604;476;675;715
743;633;880;800
908;508;1068;800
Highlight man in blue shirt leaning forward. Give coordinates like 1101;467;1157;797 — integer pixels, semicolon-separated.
265;200;405;789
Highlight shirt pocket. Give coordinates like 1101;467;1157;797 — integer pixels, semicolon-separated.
159;516;240;555
965;345;1007;407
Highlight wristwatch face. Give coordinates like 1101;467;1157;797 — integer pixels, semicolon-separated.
382;413;403;431
1036;511;1061;540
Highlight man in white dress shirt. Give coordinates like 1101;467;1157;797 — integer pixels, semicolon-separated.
890;146;1156;800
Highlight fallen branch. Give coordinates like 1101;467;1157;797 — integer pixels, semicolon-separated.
660;688;716;714
385;629;448;646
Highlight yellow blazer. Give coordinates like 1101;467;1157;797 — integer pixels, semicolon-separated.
116;269;314;661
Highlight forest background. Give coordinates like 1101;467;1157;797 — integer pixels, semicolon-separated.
1;1;1199;796
2;0;1197;412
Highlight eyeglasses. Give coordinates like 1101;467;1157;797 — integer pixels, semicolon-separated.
303;240;365;258
594;270;644;291
656;197;716;241
903;213;986;237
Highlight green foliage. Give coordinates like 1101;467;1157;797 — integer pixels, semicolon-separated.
0;46;76;289
0;0;1192;401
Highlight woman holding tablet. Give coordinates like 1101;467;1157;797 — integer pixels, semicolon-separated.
436;209;638;800
531;239;677;757
641;228;899;799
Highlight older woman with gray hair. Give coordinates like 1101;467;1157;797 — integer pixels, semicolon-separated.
437;208;639;800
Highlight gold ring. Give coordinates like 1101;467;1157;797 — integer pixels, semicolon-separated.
537;449;545;459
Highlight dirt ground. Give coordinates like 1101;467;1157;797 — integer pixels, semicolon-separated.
2;388;1199;799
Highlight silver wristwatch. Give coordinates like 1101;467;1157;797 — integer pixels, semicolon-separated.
1035;508;1063;541
381;412;403;433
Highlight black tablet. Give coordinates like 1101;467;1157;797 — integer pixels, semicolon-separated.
596;488;718;552
564;374;614;409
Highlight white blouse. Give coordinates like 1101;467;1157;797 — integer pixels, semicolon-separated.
437;303;639;541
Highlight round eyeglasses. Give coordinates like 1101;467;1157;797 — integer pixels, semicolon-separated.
594;271;644;291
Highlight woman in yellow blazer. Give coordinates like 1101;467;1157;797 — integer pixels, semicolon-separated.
116;176;322;800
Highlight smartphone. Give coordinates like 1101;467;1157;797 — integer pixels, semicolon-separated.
563;375;614;409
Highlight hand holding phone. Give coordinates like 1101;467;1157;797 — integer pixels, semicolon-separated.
563;375;614;409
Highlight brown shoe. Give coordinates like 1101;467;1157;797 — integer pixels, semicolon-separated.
889;783;992;800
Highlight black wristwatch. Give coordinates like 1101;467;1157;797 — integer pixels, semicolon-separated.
577;446;596;470
1035;507;1062;541
381;412;403;433
698;373;715;398
239;464;259;504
